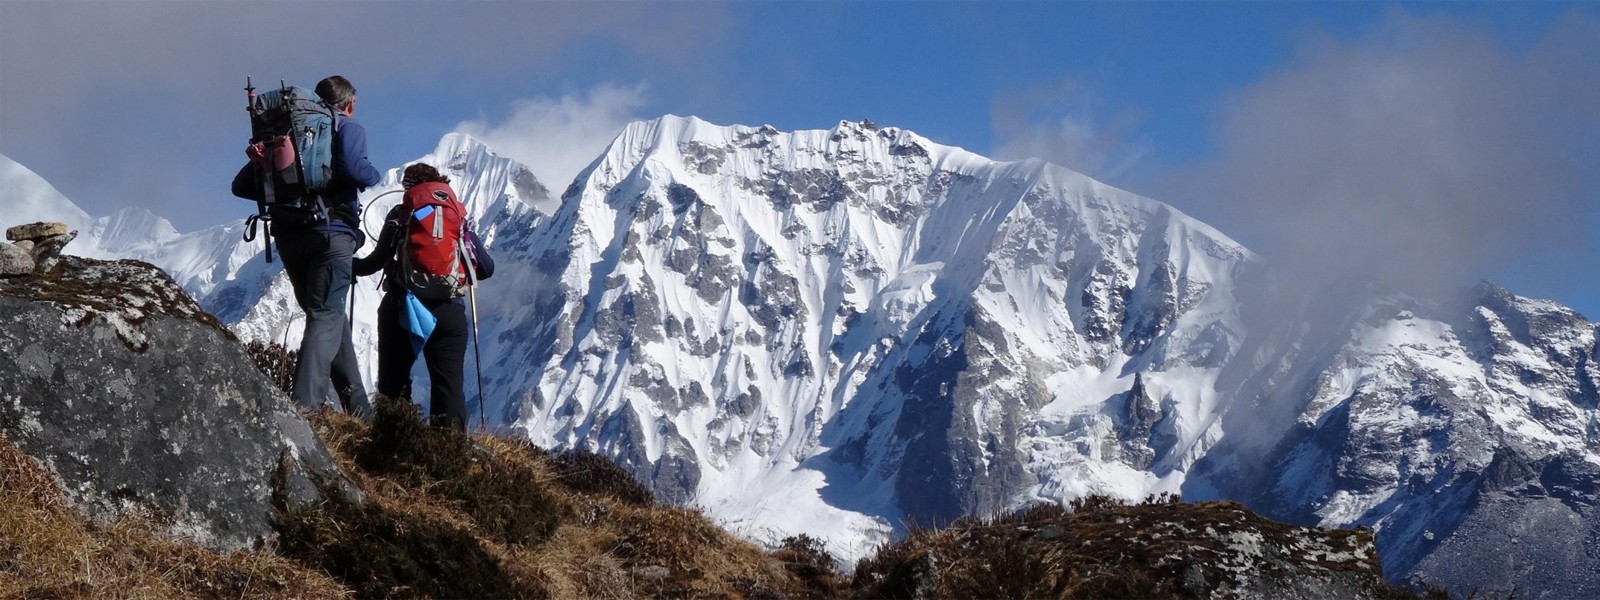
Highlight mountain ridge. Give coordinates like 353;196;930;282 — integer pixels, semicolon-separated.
3;114;1595;596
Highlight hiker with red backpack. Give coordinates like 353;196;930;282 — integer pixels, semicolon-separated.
231;75;379;417
354;163;494;431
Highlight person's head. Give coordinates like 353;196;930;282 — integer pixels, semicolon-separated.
401;163;450;189
315;75;357;116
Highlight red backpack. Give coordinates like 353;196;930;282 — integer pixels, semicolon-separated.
398;182;472;300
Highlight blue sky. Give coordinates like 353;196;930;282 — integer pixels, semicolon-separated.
1;1;1597;316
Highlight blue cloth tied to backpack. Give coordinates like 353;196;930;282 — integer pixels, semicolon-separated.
403;289;436;355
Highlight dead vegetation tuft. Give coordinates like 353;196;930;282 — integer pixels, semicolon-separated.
850;493;1447;600
282;395;820;599
245;340;296;394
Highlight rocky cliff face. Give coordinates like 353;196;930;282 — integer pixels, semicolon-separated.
0;255;353;552
484;116;1254;559
1193;282;1600;598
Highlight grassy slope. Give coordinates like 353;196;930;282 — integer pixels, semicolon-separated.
1;386;1448;600
0;394;825;600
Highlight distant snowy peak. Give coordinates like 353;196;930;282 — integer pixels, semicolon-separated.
374;132;552;224
579;114;1257;367
1;153;95;236
599;115;1249;259
0;153;172;260
90;207;180;253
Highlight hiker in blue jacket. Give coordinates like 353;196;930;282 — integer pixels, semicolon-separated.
354;162;494;431
231;75;378;417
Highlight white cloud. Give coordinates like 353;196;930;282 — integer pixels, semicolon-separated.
1180;10;1600;305
0;2;727;231
990;80;1152;182
453;83;649;203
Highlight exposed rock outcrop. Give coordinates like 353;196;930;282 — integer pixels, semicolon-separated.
853;497;1400;600
0;242;29;276
4;220;77;275
0;254;356;552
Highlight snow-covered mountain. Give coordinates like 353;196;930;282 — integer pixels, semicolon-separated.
3;154;176;261
485;116;1258;559
4;116;1596;596
1193;282;1600;597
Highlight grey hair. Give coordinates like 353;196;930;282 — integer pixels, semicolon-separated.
315;75;356;110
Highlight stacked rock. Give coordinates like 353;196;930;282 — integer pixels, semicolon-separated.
2;222;78;276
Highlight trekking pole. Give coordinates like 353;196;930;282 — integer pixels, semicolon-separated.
468;282;486;432
341;273;360;416
280;313;299;391
344;190;403;412
244;76;275;263
460;233;487;432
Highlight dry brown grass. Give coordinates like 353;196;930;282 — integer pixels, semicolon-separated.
848;495;1457;600
8;400;1445;600
0;433;346;599
2;398;833;599
285;398;821;599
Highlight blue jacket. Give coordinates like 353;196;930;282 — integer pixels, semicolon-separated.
232;113;381;236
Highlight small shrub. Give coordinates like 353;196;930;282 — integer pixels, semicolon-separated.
999;501;1070;525
774;534;843;597
358;394;564;547
1067;494;1124;514
853;543;941;599
1142;491;1183;505
547;448;656;506
273;473;535;599
245;340;296;393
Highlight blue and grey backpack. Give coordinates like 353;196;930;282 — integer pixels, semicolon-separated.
241;78;340;261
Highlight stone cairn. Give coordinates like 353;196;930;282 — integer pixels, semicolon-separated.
1;221;77;276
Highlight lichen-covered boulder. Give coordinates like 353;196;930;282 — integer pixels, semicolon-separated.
0;256;357;552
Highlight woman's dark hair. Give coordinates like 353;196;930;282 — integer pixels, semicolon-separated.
401;163;450;188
